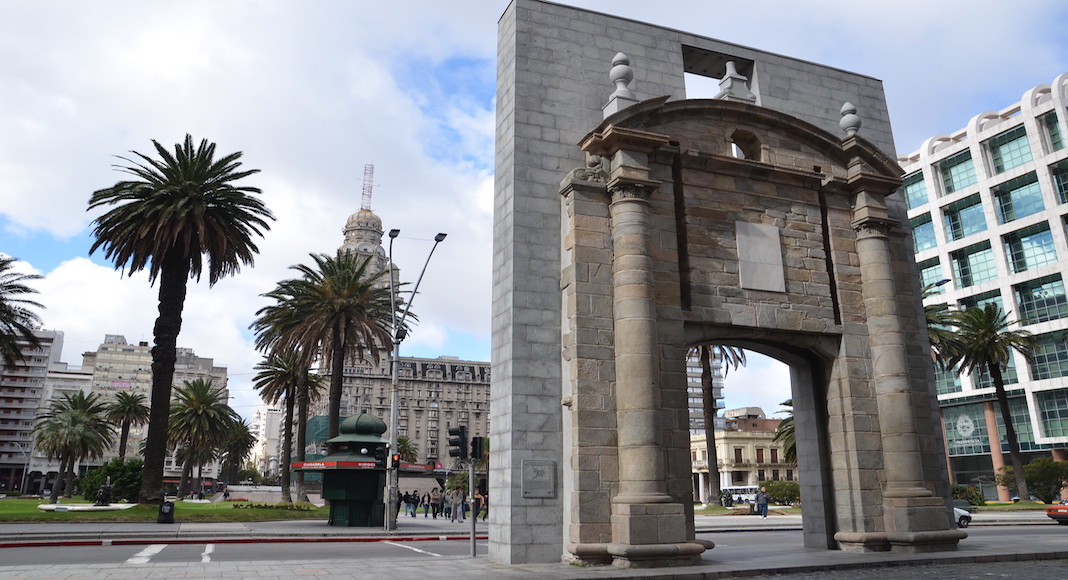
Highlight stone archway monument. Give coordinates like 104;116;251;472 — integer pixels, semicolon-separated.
491;0;964;568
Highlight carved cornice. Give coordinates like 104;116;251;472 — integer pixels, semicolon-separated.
608;180;655;204
852;217;895;239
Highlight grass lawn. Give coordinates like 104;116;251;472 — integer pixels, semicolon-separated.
0;498;329;523
970;501;1050;512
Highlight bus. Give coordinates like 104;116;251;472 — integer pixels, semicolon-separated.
722;485;759;504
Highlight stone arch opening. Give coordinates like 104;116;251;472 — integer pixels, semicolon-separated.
729;128;762;161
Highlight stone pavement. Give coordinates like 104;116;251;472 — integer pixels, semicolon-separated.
0;512;1063;579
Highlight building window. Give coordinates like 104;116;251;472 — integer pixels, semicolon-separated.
1042;112;1064;152
939;150;978;193
1015;275;1068;324
772;469;780;481
972;355;1018;389
942;403;989;455
994;173;1044;224
1003;223;1056;273
988;125;1033;174
959;289;1003;313
951;242;997;287
770;448;778;463
943;194;986;241
918;259;945;291
756;448;765;463
733;448;743;463
994;396;1043;451
934;363;962;395
758;469;766;482
1054;160;1068;204
786;469;793;481
911;214;937;252
1030;330;1068;381
903;171;928;209
1037;388;1068;438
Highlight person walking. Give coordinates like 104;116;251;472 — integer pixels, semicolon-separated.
430;487;442;519
755;487;771;518
421;491;431;518
447;487;464;522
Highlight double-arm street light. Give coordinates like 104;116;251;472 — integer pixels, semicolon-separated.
386;229;446;531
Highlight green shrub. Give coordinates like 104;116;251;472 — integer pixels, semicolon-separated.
951;485;985;506
232;502;314;511
762;481;800;505
80;458;143;502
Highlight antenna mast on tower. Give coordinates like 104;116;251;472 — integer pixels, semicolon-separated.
361;163;374;210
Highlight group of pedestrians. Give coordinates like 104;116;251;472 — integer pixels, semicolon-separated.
397;487;488;521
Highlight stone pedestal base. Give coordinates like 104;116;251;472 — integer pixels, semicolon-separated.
607;541;706;568
837;496;965;553
604;501;709;567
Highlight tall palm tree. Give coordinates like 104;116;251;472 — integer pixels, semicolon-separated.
253;353;303;502
252;250;394;440
88;135;273;504
105;391;150;459
692;344;745;504
773;399;796;463
944;303;1037;502
0;256;44;367
395;436;418;462
33;391;115;503
292;369;325;502
219;419;256;486
168;378;239;498
922;281;957;363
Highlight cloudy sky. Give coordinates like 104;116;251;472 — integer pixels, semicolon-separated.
3;0;1067;421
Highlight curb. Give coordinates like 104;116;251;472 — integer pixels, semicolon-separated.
0;534;490;549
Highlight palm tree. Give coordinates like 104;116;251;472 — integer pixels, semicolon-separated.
395;436;418;462
773;399;796;463
0;256;44;367
88;135;273;504
168;378;239;498
944;303;1037;502
252;250;394;440
293;369;325;501
922;281;957;363
253;353;303;502
105;391;150;459
693;344;745;505
219;419;256;486
33;391;115;503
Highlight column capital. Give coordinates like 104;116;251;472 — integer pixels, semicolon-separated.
608;178;657;205
851;216;894;239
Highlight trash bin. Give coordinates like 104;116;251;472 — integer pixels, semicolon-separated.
157;500;175;524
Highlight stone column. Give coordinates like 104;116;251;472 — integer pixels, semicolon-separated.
983;402;1012;502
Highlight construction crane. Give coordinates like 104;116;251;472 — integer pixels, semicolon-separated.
361;163;374;210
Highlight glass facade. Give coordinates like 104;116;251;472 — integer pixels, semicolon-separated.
910;214;936;252
903;171;928;209
988;125;1033;174
994;173;1043;223
971;356;1018;389
1037;388;1068;438
935;364;962;395
1003;223;1056;273
943;194;987;241
940;150;978;194
1014;275;1068;324
942;403;989;456
959;289;1003;312
951;242;997;287
919;259;945;292
994;396;1047;452
1031;329;1068;380
1043;111;1064;152
1054;160;1068;204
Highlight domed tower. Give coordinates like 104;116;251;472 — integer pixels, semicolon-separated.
340;164;390;274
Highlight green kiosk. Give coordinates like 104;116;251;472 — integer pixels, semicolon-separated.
294;413;387;527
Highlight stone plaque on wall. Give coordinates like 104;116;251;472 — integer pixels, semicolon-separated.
521;459;556;498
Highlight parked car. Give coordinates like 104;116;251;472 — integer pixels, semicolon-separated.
1046;503;1068;525
953;507;971;528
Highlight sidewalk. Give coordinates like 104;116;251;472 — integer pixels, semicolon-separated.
0;512;1063;580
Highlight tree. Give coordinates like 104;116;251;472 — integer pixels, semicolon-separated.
252;250;394;440
396;436;418;462
105;391;150;459
692;344;746;505
219;419;256;487
292;369;325;502
922;281;957;363
33;391;115;503
88;135;273;504
79;458;144;503
995;458;1068;504
253;353;303;502
168;378;239;498
773;399;796;463
944;303;1037;503
762;480;800;506
0;256;44;367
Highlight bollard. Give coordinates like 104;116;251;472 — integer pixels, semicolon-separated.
157;500;175;524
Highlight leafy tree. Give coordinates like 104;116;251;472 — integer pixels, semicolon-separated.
773;399;796;463
0;256;44;367
761;480;800;505
995;458;1068;504
33;391;115;503
105;391;150;459
944;303;1037;503
88;135;273;504
396;436;418;463
951;484;985;507
252;250;394;440
168;378;239;497
445;470;469;494
691;344;745;505
219;419;256;486
80;458;144;503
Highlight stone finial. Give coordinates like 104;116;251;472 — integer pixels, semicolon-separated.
713;61;757;103
840;102;862;136
603;52;639;117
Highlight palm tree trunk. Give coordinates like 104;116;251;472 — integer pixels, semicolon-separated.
989;362;1029;500
139;250;189;505
295;372;310;503
280;384;294;503
63;456;76;499
118;420;131;459
699;346;722;505
177;447;195;498
327;329;345;440
49;456;68;504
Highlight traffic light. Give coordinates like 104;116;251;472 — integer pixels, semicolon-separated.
470;436;487;461
391;453;401;470
448;425;468;460
373;445;387;467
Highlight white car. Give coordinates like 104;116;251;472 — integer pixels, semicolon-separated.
953;507;972;528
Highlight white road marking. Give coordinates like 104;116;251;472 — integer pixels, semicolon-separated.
201;543;215;563
126;544;166;564
383;541;442;557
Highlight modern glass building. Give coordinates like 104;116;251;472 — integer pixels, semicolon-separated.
900;73;1068;500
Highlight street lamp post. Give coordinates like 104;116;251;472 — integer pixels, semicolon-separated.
14;442;31;493
386;230;446;531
